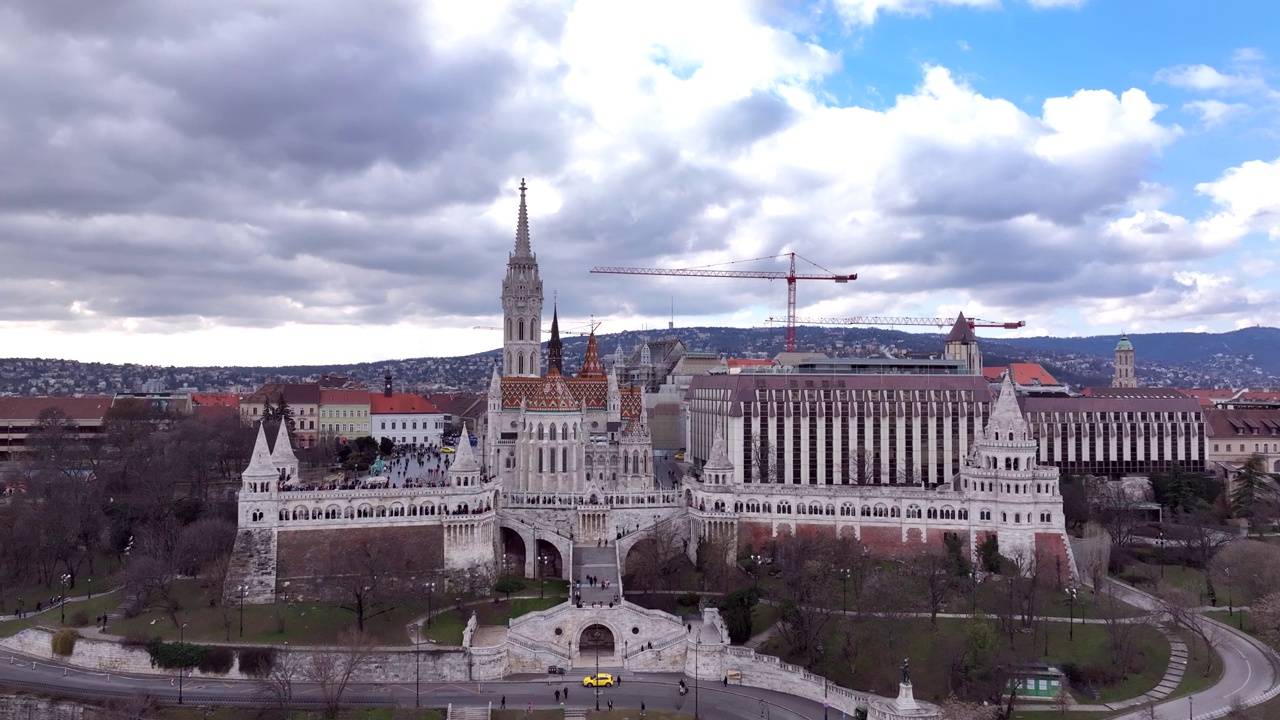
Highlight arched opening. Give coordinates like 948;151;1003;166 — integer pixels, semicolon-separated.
535;539;563;580
579;623;616;658
500;527;527;578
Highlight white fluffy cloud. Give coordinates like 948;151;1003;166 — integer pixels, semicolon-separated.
1196;157;1280;242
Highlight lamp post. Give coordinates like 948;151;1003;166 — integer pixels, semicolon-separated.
1067;586;1077;641
427;582;436;628
1227;567;1234;617
238;584;246;638
694;629;701;720
1158;529;1165;579
412;622;421;707
87;577;91;601
59;574;70;625
750;554;762;590
595;637;601;711
178;622;188;705
839;568;851;613
539;556;548;599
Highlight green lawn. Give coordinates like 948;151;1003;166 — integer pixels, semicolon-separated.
750;602;780;637
1203;609;1253;637
473;597;565;625
111;579;457;647
1170;628;1223;698
760;616;1168;705
0;590;123;638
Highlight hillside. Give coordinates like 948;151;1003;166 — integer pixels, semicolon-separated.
2;325;1277;396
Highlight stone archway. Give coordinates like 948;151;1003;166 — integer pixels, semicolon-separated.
535;539;563;580
578;623;616;660
499;526;526;579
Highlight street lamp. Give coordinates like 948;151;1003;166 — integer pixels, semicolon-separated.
750;554;762;590
839;568;852;613
426;582;436;629
1158;529;1165;579
595;636;601;711
179;622;189;705
1227;567;1234;617
1067;586;1078;641
694;629;701;720
87;577;91;601
539;556;549;599
59;574;70;625
238;584;246;638
412;622;421;707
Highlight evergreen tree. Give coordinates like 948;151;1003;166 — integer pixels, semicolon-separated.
1230;454;1267;522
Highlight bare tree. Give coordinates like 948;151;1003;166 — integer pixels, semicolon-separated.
749;433;780;484
909;550;955;627
938;697;1000;720
1077;522;1112;593
1097;584;1144;669
1211;540;1280;605
1157;583;1218;676
1252;591;1280;648
1089;477;1142;548
256;645;305;714
304;629;377;718
1054;687;1071;718
772;532;863;665
625;521;687;594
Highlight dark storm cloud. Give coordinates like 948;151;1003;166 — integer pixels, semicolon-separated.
0;0;583;330
701;91;799;153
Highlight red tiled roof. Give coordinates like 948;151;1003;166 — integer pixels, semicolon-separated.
369;393;439;414
320;389;371;405
1204;408;1280;438
1011;363;1060;387
0;396;114;421
499;376;643;420
1240;390;1280;402
191;393;241;408
982;367;1005;382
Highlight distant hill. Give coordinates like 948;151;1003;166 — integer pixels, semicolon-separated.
2;325;1277;396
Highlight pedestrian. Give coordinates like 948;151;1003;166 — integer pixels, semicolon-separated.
556;689;561;702
641;701;646;717
616;674;622;685
501;696;506;709
564;686;569;699
527;702;532;713
723;675;728;686
608;699;613;710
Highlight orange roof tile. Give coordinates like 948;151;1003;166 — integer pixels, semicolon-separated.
369;393;440;414
191;393;241;408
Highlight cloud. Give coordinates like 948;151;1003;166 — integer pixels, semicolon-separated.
1155;63;1266;93
1196;157;1280;242
831;0;1082;26
0;0;1270;365
1182;99;1250;127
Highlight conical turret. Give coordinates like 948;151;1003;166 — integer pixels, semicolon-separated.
515;178;532;257
450;423;481;473
579;331;605;378
244;422;275;477
984;373;1029;442
271;419;299;473
547;300;563;375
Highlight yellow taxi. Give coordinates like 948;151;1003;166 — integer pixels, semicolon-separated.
582;673;614;687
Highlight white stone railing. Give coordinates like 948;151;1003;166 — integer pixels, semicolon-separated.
503;491;679;508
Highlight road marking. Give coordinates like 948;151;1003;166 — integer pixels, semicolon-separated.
1224;641;1252;698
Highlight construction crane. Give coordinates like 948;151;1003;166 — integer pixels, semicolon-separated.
591;253;856;352
768;315;1026;330
472;320;601;337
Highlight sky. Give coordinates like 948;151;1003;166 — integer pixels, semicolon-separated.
1;0;1278;367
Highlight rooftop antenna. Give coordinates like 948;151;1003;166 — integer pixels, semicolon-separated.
669;295;674;331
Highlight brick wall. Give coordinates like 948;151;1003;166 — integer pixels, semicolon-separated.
276;526;445;602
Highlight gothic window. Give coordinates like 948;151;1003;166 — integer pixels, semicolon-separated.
537;424;545;440
506;351;512;374
561;423;568;440
344;507;355;519
252;510;263;522
927;507;938;519
562;447;567;471
941;506;956;520
842;502;854;516
763;502;773;513
797;504;806;515
623;454;629;473
538;449;544;473
810;502;822;515
292;507;306;521
874;504;888;517
959;509;969;520
519;319;525;340
549;424;557;441
408;505;418;517
279;510;288;521
861;505;871;517
519;352;525;375
906;505;921;519
311;507;322;520
586;455;593;466
1001;512;1007;522
890;506;901;518
375;506;388;518
358;504;373;518
1014;513;1021;523
423;503;435;515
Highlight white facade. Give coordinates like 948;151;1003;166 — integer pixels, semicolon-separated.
372;411;446;447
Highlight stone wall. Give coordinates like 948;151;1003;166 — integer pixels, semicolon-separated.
0;693;87;720
275;525;444;603
0;628;468;683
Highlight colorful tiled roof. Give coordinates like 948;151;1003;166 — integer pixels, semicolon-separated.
579;333;605;379
499;375;643;420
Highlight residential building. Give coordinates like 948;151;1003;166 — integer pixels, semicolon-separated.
319;388;372;440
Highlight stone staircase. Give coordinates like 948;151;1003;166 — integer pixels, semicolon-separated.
447;703;491;720
572;545;620;606
221;528;278;604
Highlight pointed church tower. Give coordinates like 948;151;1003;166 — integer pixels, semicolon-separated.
547;300;563;375
448;423;482;487
1112;334;1136;388
944;313;983;375
578;331;605;379
242;422;278;496
702;426;734;486
270;418;299;484
501;179;544;377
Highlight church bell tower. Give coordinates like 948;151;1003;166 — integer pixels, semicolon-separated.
502;179;544;377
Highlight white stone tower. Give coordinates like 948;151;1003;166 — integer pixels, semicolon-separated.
944;313;983;375
502;178;544;377
1112;334;1136;388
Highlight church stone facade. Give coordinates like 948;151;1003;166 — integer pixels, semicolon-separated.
225;180;1075;604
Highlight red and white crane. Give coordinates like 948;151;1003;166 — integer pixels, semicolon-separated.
591;253;856;352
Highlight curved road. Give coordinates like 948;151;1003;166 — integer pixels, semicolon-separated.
1104;579;1279;720
0;656;829;720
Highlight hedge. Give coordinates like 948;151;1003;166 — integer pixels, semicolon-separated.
237;646;277;678
146;639;208;670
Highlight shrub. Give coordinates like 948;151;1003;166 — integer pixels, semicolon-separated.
121;632;153;649
51;628;80;657
69;610;90;628
493;577;526;595
199;645;236;674
1082;662;1125;687
677;591;700;608
238;646;277;678
146;639;207;670
1059;662;1084;684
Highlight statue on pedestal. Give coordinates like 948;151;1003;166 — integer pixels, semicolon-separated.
901;658;911;685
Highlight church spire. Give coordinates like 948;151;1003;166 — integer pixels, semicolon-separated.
515;178;532;257
548;295;563;375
